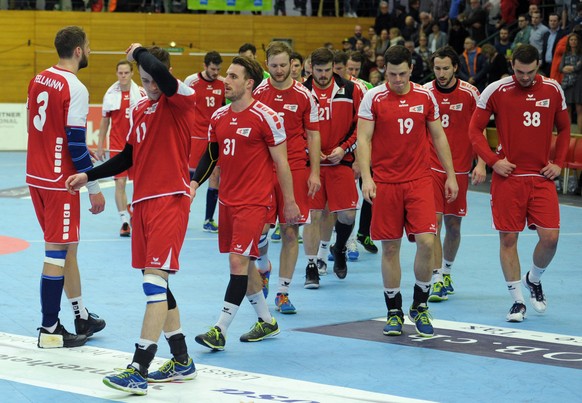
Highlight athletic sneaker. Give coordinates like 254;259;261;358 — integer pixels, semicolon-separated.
316;258;328;276
119;222;131;237
356;233;378;254
331;245;348;279
298;234;303;244
275;293;297;314
408;305;434;337
75;311;106;337
506;302;527;322
443;274;455;294
271;225;281;242
522;272;547;313
194;326;225;351
240;317;280;342
428;281;448;302
103;366;147;395
202;219;218;233
260;261;272;298
37;321;87;348
147;357;197;383
304;262;320;289
383;309;404;336
347;238;359;261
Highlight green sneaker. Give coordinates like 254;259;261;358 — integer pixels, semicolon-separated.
195;326;225;351
240;318;280;342
443;274;455;294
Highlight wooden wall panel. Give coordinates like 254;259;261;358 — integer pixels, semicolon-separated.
2;11;372;103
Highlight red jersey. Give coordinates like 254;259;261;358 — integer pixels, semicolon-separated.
303;74;362;166
209;100;286;207
470;74;570;175
425;79;479;173
253;78;319;170
26;66;88;190
126;81;195;204
184;72;226;139
359;82;439;184
104;91;131;152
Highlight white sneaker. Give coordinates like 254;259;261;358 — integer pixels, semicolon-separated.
522;273;547;313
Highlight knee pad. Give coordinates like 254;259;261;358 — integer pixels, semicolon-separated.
44;250;67;268
143;274;168;304
258;233;269;249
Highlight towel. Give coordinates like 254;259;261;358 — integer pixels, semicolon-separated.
102;80;144;113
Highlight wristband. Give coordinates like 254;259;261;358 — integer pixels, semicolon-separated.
86;180;101;195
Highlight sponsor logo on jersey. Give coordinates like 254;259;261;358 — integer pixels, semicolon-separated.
275;95;284;102
526;94;536;101
283;104;298;112
212;89;222;95
409;105;424;113
429;223;436;231
399;100;408;107
150;257;161;266
230;117;238;125
450;103;463;111
234;244;243;253
536;99;550;108
236;128;252;137
442;98;450;105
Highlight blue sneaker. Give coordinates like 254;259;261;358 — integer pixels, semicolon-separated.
260;261;272;298
328;247;334;262
298;234;303;244
103;366;147;395
428;281;448;302
383;309;404;336
203;219;218;233
147;357;197;383
443;274;455;294
408;305;434;337
347;239;359;261
271;225;281;242
275;293;296;314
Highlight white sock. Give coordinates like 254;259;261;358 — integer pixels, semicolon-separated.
119;211;129;224
306;255;317;263
247;291;272;323
317;241;329;260
43;322;58;333
528;265;546;284
507;281;525;303
256;255;270;273
442;259;454;275
137;338;156;350
69;297;88;320
278;277;292;294
164;327;183;339
415;280;431;293
215;302;239;334
432;268;444;284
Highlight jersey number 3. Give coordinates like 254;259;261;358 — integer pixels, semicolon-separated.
33;91;49;132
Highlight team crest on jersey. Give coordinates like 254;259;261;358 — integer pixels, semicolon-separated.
236;128;252;137
283;104;298;112
212;89;222;95
450;103;463;111
337;88;345;95
409;105;424;113
535;99;550;108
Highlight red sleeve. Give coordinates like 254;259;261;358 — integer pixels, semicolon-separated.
469;108;500;167
500;0;518;25
553;108;571;167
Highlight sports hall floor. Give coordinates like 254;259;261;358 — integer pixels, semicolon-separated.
1;151;581;402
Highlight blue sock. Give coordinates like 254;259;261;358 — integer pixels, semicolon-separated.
40;274;64;328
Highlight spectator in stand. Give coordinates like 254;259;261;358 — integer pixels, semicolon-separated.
375;53;387;77
402;15;419;42
415;35;432;79
376;29;391;56
361;44;377;81
430;0;451;33
560;32;582;132
342;38;353;52
428;22;448;52
375;1;395;35
349;25;371;49
551;25;582;84
499;0;519;27
481;43;510;83
344;0;360;17
392;5;408;30
449;0;464;21
512;14;532;50
405;40;426;82
459;0;488;43
369;69;383;86
389;27;405;48
407;0;421;23
495;26;513;57
355;39;366;53
459;36;489;91
529;11;550;55
484;0;502;38
418;11;434;38
449;18;470;55
368;26;377;43
541;13;567;76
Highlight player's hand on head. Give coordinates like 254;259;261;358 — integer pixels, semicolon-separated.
88;192;105;214
126;43;143;62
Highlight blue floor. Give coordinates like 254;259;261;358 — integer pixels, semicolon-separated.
1;151;581;402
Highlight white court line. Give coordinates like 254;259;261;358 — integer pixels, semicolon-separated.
372;318;582;346
0;332;432;403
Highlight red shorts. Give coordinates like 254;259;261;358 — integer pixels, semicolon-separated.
311;165;358;212
432;170;469;216
30;187;80;244
371;176;437;242
265;168;311;225
131;195;190;271
189;137;208;169
110;150;133;180
491;174;560;232
219;204;269;258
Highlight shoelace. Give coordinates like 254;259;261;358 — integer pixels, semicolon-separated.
158;360;176;374
206;327;221;341
510;303;525;314
278;294;290;306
